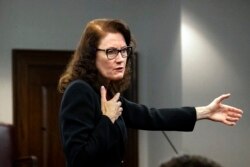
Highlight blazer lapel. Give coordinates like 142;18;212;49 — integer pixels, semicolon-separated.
116;116;128;146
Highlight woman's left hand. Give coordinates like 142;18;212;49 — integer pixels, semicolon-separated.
196;94;243;126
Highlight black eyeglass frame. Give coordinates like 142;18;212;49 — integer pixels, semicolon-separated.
96;46;133;60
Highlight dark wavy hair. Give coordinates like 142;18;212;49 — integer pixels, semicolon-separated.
160;154;222;167
58;18;136;94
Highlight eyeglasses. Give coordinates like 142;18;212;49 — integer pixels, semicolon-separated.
96;46;133;60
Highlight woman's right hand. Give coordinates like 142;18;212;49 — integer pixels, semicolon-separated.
100;86;123;123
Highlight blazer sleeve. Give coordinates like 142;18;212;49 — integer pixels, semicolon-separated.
121;97;197;131
59;81;118;166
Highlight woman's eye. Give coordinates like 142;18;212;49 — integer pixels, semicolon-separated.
107;49;117;55
121;49;126;53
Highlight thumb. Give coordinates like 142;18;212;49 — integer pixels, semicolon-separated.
111;92;120;102
100;86;107;102
215;93;231;104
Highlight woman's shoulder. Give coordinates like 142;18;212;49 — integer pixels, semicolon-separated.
64;79;96;95
68;79;91;88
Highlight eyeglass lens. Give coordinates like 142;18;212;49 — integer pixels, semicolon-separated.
106;47;132;59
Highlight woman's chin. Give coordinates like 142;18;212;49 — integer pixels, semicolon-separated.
110;75;124;81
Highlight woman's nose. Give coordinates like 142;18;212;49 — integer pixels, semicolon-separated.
115;52;125;62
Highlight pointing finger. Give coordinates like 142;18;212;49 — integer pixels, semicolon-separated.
100;86;107;103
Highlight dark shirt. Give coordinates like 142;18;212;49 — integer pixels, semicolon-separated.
59;80;196;167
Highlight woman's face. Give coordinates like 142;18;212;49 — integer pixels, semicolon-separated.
96;32;127;82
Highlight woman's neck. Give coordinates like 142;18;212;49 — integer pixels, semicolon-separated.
97;74;110;88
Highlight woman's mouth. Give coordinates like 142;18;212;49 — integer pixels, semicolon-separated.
114;67;124;72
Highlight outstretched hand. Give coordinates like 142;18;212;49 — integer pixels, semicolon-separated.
196;94;243;126
100;86;122;123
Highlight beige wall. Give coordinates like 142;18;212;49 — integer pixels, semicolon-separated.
181;1;250;167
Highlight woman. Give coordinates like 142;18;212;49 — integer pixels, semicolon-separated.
58;18;243;167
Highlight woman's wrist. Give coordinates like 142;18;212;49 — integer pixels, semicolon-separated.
195;106;211;120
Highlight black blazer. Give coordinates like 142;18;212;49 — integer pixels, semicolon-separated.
59;80;196;167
